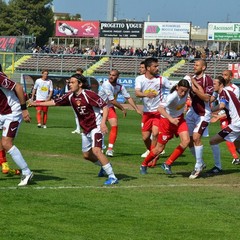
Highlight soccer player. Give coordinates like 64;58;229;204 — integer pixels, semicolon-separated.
71;67;84;134
30;74;118;185
0;71;33;186
211;70;240;165
185;59;214;179
135;57;171;166
0;65;21;175
140;79;191;174
31;69;53;128
98;69;142;157
208;76;240;174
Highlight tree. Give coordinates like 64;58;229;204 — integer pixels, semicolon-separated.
0;0;13;34
1;0;54;46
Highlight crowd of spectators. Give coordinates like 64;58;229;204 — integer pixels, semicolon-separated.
30;42;240;62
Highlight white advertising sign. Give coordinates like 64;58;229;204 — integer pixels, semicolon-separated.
144;22;191;40
208;23;240;41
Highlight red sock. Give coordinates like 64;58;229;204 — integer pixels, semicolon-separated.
0;149;7;165
226;141;238;159
43;112;48;125
142;151;156;166
37;111;41;124
166;145;185;165
109;126;118;146
150;145;155;150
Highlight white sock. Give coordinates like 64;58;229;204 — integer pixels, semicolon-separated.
102;163;116;179
211;144;221;169
75;117;80;131
195;145;204;170
7;145;31;175
108;144;113;149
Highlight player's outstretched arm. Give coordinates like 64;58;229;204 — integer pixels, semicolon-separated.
29;99;56;107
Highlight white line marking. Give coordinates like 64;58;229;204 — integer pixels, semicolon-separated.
0;183;239;190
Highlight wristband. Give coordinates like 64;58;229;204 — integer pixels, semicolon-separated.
20;103;27;110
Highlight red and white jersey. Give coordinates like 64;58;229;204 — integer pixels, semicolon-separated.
135;74;171;112
218;89;240;126
54;89;107;134
0;72;21;115
98;80;130;108
160;90;189;118
188;74;213;116
34;78;53;100
225;83;239;99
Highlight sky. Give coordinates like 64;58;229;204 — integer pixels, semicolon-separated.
52;0;240;28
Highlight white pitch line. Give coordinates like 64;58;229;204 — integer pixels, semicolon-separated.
0;183;240;190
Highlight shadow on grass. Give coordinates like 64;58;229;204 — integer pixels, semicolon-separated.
30;169;66;183
176;168;240;179
116;152;146;157
202;168;240;178
115;173;138;182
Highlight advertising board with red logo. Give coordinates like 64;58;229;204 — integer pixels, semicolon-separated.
55;20;99;37
229;64;240;79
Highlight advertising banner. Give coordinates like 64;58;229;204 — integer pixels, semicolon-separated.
228;64;240;79
144;22;190;40
208;23;240;41
55;20;99;37
100;21;143;38
0;36;18;52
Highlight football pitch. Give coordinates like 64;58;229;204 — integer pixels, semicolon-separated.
1;107;240;240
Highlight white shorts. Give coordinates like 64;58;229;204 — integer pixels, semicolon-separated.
219;123;240;142
186;109;210;137
81;127;103;152
0;113;22;138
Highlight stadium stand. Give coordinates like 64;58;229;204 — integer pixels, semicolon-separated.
93;56;170;76
171;59;238;78
15;54;97;73
14;53;239;79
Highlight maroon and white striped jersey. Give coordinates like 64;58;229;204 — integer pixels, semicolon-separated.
54;89;107;134
0;72;21;115
218;88;240;126
225;83;239;99
189;74;214;116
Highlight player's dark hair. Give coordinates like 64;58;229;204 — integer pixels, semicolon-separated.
216;75;226;86
0;63;2;72
144;57;158;68
170;79;190;93
76;67;83;74
41;69;49;74
71;74;90;89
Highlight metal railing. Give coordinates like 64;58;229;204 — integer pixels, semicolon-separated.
1;52;240;80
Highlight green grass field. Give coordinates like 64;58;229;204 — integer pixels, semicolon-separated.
1;107;240;240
